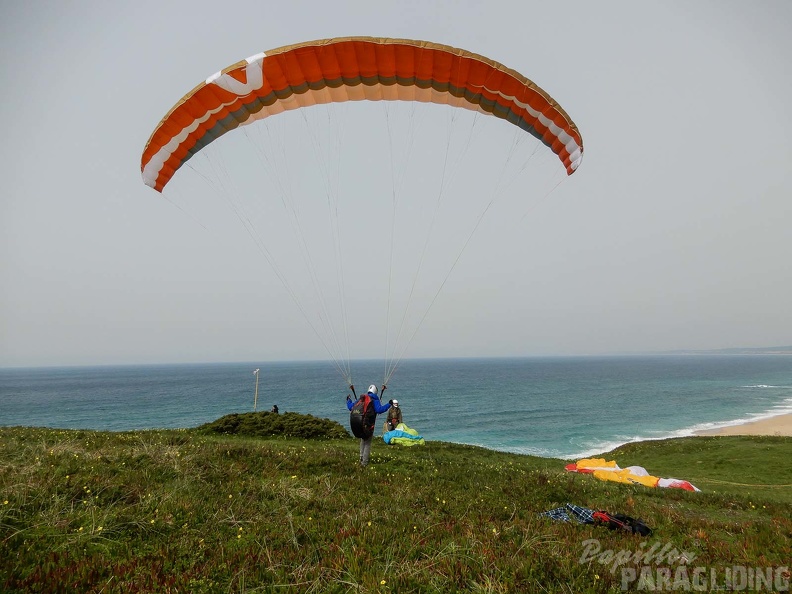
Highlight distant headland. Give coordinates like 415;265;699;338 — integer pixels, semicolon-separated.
660;345;792;355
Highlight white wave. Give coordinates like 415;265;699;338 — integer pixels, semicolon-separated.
561;401;792;460
440;395;792;461
564;433;683;461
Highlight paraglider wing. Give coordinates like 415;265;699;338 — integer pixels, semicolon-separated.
567;459;700;492
383;423;425;446
141;37;583;192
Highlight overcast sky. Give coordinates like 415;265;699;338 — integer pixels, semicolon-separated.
1;0;790;368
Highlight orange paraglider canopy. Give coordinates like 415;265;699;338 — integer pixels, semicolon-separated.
141;37;583;192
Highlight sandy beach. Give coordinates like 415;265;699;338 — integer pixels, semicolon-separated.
696;413;792;437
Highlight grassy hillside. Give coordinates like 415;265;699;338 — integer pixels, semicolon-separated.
1;413;790;593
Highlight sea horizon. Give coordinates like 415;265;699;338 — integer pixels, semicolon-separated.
2;354;791;460
4;346;792;371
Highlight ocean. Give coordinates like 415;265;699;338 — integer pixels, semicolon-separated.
1;356;791;460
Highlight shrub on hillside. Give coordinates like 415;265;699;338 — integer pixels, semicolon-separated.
196;411;350;440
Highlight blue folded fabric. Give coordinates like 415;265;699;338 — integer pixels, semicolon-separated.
540;503;595;524
383;423;424;445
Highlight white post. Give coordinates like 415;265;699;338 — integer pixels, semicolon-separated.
253;368;260;411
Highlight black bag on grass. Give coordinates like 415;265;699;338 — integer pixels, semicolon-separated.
593;511;653;536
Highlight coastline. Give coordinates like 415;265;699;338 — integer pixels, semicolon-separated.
695;413;792;437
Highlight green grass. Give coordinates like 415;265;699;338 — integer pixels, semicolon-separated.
1;414;790;593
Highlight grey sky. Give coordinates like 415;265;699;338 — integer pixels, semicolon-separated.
1;0;790;368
